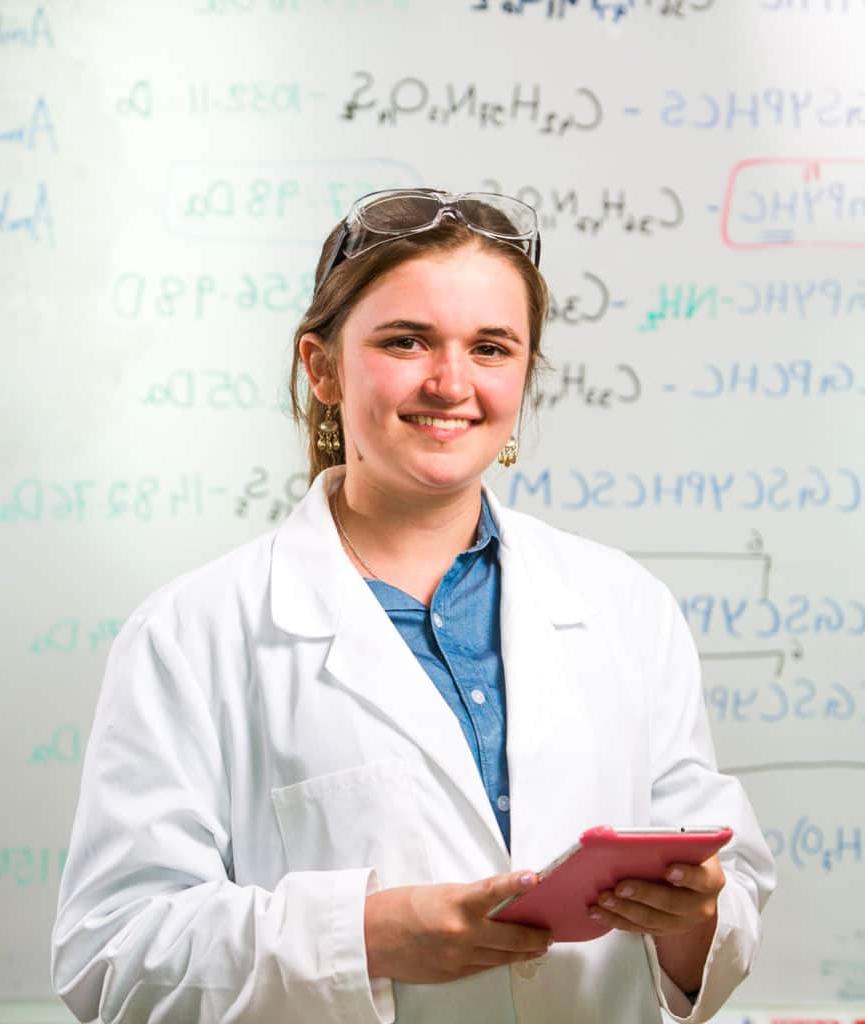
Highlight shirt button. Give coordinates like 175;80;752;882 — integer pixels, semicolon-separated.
432;612;443;628
496;794;510;813
470;688;486;705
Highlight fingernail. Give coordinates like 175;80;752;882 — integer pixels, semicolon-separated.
600;895;615;909
520;872;534;886
588;910;601;921
668;868;684;882
618;885;634;898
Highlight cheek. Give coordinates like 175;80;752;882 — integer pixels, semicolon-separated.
484;367;530;414
341;357;412;422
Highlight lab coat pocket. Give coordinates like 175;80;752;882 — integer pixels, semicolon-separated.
271;757;434;887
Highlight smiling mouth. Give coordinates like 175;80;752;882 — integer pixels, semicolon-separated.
401;414;477;431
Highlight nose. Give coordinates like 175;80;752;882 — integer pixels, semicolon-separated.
422;346;473;404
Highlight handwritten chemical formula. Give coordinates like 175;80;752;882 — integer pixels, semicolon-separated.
470;0;714;20
481;179;683;236
341;73;603;135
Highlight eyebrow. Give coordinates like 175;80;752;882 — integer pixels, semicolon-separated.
371;319;524;345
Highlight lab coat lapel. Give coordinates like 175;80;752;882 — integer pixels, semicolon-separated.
488;492;603;865
271;469;505;853
324;586;506;849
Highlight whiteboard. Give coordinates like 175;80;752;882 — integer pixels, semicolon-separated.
2;0;864;1011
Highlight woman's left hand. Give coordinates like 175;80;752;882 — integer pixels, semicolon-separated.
588;853;725;938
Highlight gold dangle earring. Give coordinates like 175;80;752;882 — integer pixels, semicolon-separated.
317;404;342;459
497;436;518;468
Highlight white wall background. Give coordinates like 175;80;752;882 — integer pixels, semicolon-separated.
2;0;864;1017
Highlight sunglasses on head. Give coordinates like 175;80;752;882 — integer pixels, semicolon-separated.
315;188;542;295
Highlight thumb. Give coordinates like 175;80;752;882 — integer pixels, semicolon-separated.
471;870;538;913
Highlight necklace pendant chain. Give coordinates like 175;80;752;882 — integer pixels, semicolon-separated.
331;488;380;581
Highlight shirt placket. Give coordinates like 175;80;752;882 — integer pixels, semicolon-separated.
430;549;511;847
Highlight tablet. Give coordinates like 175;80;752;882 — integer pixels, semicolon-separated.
489;825;733;942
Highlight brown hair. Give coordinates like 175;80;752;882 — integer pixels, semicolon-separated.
289;195;549;482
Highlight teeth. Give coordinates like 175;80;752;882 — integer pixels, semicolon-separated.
406;415;472;430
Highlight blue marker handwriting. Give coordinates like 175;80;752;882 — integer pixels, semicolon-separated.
1;476;223;524
639;279;865;329
140;369;287;413
705;678;865;725
28;725;81;765
30;618;123;655
0;6;54;48
659;88;865;130
683;594;865;639
0;847;67;887
0;182;54;246
0;96;57;152
764;818;863;873
688;361;862;400
507;466;865;514
112;271;314;321
0;472;309;525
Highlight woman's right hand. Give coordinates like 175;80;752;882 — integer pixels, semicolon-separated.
363;870;553;984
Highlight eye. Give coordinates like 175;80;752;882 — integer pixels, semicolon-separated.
474;342;509;358
384;336;423;352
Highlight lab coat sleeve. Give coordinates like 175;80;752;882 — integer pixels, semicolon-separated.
632;573;776;1023
51;611;394;1024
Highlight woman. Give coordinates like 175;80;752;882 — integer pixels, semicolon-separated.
52;189;775;1023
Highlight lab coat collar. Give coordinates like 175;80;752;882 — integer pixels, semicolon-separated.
270;466;593;638
483;482;594;628
269;467;593;858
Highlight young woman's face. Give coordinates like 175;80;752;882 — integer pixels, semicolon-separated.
332;245;532;501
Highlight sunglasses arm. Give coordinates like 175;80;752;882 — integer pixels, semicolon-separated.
315;221;349;296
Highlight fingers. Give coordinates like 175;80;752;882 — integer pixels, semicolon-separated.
588;860;724;935
467;944;550;967
365;879;552;985
472;869;539;913
609;880;705;918
457;950;547;980
470;871;552;954
479;918;552;954
589;901;680;935
589;888;686;935
666;855;726;895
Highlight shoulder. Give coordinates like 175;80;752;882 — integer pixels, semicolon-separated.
495;502;667;605
495;504;692;670
122;527;280;643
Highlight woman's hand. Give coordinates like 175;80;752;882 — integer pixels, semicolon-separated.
587;854;725;993
364;871;553;984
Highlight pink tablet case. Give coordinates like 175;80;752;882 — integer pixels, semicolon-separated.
492;825;733;942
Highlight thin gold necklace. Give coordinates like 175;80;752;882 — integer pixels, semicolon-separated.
330;487;380;580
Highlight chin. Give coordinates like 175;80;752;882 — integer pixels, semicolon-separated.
405;458;491;494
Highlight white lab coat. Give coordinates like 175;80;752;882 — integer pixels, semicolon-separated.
52;466;775;1024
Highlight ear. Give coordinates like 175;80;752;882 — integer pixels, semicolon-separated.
299;333;341;405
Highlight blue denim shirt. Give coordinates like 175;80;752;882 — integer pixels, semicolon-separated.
366;495;510;849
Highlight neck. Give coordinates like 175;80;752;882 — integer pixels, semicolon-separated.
332;471;485;601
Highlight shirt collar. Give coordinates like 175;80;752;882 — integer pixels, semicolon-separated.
366;493;500;612
269;467;593;638
470;491;500;553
